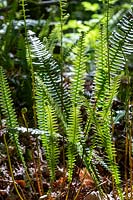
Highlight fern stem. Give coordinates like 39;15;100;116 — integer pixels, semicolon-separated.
106;0;110;86
125;62;132;200
59;1;66;171
124;60;130;200
3;134;25;200
59;0;66;114
65;182;71;200
125;131;129;200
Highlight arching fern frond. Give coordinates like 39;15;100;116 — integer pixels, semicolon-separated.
0;66;25;167
28;30;71;120
109;9;133;78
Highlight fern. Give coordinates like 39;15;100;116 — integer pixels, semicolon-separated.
70;32;87;104
87;9;133;200
28;30;71;120
35;81;59;181
94;23;109;107
67;33;87;181
42;104;59;181
67;105;81;181
0;66;25;166
109;9;133;77
59;0;68;23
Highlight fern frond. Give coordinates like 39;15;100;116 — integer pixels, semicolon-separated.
43;104;59;181
67;105;81;181
93;76;123;198
40;104;59;181
66;33;87;181
28;30;71;119
93;9;133;110
88;10;133;199
70;32;87;104
0;66;25;166
94;23;109;107
109;9;133;78
19;0;28;30
35;75;67;130
35;77;60;181
59;0;68;23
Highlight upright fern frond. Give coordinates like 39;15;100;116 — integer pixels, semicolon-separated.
59;0;68;23
59;0;69;116
94;9;133;109
67;105;81;181
19;0;28;33
0;66;25;166
35;84;59;181
94;23;109;107
28;30;71;120
43;104;59;181
35;76;60;181
70;32;87;104
67;33;87;181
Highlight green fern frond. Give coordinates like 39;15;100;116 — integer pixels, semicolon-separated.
66;33;87;181
43;104;59;181
35;75;67;130
88;10;133;199
39;104;59;181
93;76;123;198
70;32;87;104
67;105;81;181
93;9;133;109
0;66;25;166
94;23;109;107
59;0;68;22
28;30;71;119
83;98;94;135
35;77;60;181
19;0;28;30
109;9;133;78
103;76;121;116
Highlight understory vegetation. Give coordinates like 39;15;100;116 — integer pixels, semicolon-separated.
0;0;133;199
